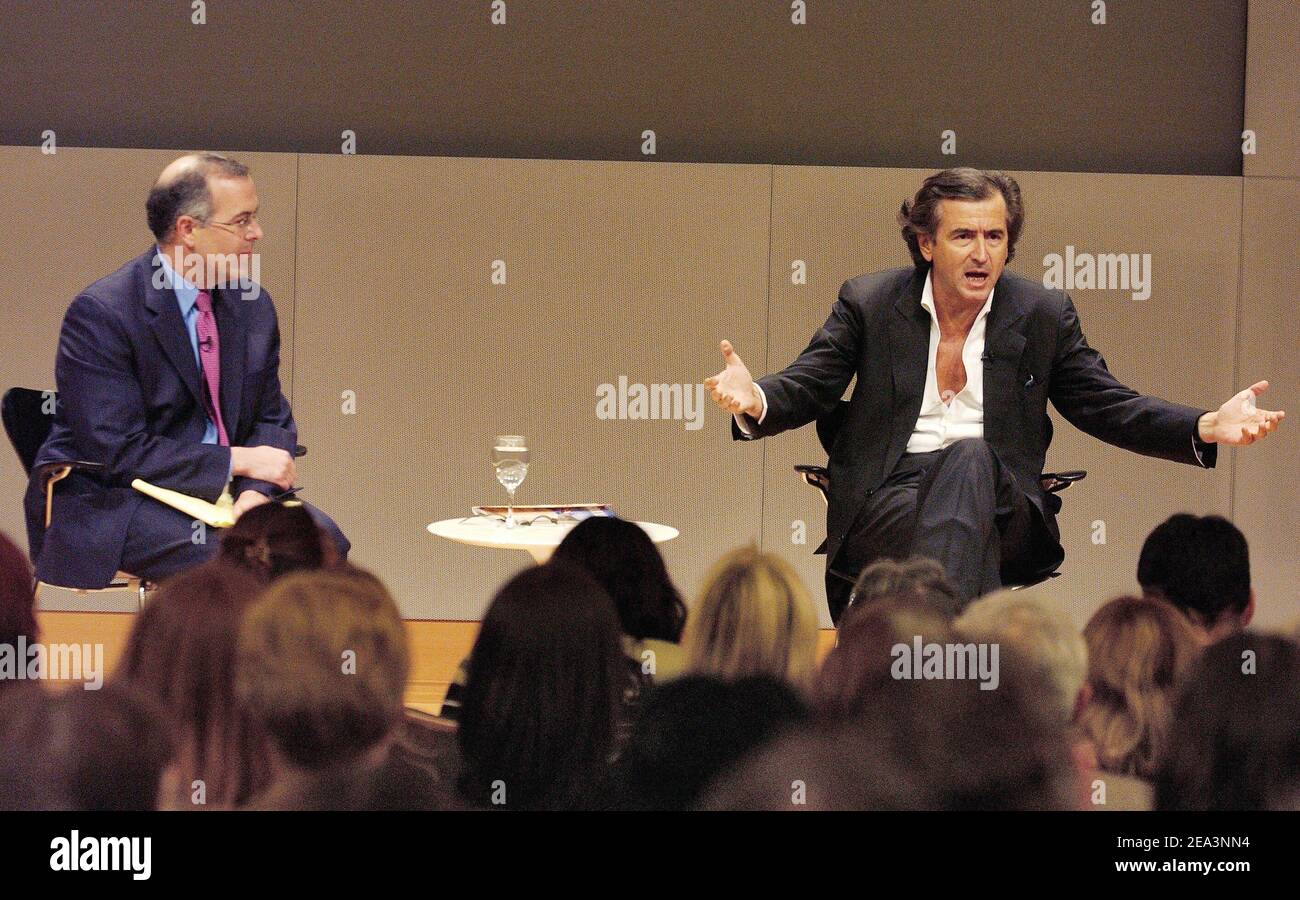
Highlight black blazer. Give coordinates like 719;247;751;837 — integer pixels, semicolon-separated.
734;266;1215;572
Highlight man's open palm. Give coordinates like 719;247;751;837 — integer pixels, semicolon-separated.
705;340;763;417
1206;380;1285;445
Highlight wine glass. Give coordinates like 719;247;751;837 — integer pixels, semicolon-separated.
491;435;529;528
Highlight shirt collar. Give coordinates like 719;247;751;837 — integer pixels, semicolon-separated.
920;269;995;323
154;247;201;315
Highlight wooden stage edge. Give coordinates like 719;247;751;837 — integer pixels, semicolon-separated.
35;612;839;716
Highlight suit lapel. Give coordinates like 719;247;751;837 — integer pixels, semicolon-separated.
981;277;1030;447
212;286;246;442
885;270;930;466
143;253;207;414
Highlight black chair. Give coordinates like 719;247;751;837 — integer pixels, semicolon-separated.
3;386;152;605
794;400;1085;591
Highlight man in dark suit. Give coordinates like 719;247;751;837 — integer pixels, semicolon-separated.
25;153;348;589
706;168;1283;621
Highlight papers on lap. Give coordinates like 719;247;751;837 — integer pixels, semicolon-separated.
132;479;237;528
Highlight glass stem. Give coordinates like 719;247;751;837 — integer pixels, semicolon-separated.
506;487;516;529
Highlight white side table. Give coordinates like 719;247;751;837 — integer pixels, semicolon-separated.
427;516;679;564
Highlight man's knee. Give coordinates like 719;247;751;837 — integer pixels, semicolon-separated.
942;438;995;464
917;439;1000;515
304;504;349;560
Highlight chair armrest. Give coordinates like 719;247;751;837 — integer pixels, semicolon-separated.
1040;470;1087;494
36;460;106;529
794;464;831;504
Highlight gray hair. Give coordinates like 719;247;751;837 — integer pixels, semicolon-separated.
146;153;250;241
956;589;1087;723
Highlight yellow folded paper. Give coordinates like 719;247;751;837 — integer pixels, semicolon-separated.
132;479;236;528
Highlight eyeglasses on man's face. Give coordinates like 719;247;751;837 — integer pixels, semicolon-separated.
200;213;259;235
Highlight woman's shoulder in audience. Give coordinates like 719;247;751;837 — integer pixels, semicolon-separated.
622;635;687;682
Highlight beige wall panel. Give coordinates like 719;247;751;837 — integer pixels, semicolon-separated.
293;156;770;619
1234;177;1299;632
765;167;1239;627
0;146;297;610
1244;0;1300;178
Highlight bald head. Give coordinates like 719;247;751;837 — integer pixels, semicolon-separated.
154;153;207;187
146;152;249;242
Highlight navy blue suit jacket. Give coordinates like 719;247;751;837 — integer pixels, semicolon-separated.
25;248;296;588
734;266;1216;573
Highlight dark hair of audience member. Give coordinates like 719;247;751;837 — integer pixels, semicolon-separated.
1137;514;1251;629
236;566;410;774
849;556;961;618
457;561;625;810
219;501;335;583
0;683;172;811
1157;633;1300;811
551;515;687;643
0;531;39;691
706;650;1078;810
119;559;272;807
613;674;807;810
816;597;956;720
1077;595;1200;780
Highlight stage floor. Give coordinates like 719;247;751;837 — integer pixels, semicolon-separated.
35;612;837;715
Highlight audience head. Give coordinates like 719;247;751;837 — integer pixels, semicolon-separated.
849;556;961;618
1157;633;1300;810
708;654;1077;810
236;565;409;774
552;515;687;643
1076;595;1201;780
0;531;39;696
615;674;807;810
219;502;335;583
0;683;172;810
458;561;625;810
1137;513;1253;642
685;545;819;691
816;598;955;720
119;559;270;807
956;589;1088;724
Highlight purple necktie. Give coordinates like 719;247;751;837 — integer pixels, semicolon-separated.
194;289;230;446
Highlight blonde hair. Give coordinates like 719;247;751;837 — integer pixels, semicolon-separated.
685;546;819;691
1077;595;1201;780
235;566;409;770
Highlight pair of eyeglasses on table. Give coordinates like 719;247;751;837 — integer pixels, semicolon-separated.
463;506;616;526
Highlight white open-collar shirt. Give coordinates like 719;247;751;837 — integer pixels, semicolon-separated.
740;271;994;453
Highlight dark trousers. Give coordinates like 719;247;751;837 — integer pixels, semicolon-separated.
826;438;1057;623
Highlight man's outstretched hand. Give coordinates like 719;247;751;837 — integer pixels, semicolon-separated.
1199;381;1286;445
705;340;763;418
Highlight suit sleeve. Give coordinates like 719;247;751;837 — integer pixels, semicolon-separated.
56;293;231;500
733;280;863;440
1048;294;1215;468
232;300;298;498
